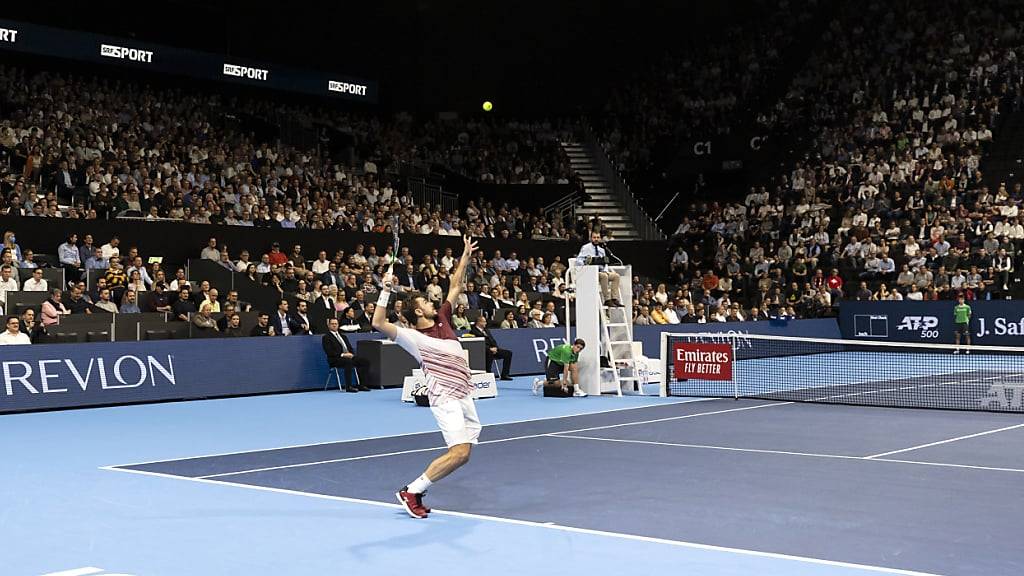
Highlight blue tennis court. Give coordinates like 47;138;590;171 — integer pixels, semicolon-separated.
5;376;1022;576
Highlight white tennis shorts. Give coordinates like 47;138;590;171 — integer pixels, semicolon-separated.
430;396;481;447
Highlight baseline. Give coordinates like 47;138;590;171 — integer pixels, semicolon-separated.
101;465;941;576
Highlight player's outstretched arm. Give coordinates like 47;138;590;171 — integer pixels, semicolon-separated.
447;234;479;306
371;273;400;341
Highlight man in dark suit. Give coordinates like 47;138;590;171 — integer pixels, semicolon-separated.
270;299;303;336
469;314;513;380
320;262;342;287
290;300;312;335
394;263;418;291
322;317;370;392
313;284;336;312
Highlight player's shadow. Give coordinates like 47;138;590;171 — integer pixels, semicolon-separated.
348;512;478;560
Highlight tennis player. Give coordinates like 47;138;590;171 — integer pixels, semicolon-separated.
533;339;587;397
371;234;479;518
953;293;971;354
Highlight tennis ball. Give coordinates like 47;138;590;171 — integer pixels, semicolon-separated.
482;101;493;112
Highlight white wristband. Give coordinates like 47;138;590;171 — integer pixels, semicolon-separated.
377;289;392;308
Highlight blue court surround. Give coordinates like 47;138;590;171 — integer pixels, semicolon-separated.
3;377;1023;576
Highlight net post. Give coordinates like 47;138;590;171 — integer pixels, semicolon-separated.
730;335;738;400
659;331;669;397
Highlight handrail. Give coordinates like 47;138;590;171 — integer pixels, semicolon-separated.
580;129;666;241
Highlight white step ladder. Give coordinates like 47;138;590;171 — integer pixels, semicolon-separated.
599;278;643;396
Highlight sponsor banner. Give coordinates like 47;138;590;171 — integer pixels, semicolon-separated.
0;335;331;414
489;319;840;376
0;18;377;102
100;43;154;63
840;301;1024;346
672;342;733;380
0;319;840;412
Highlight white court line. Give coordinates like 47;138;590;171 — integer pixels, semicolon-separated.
864;422;1024;459
553;434;865;461
100;466;943;576
552;434;1024;474
39;569;104;576
193;401;792;479
108;398;715;468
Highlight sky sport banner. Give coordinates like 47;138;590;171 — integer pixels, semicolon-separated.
839;301;1024;346
672;342;733;380
0;18;377;103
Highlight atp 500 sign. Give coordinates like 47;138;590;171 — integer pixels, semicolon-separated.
896;315;940;339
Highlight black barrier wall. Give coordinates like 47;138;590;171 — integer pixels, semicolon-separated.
0;216;669;280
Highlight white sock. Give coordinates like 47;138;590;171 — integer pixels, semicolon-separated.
407;474;433;494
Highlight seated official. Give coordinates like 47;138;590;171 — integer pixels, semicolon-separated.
575;231;622;306
322;317;370;392
468;314;513;380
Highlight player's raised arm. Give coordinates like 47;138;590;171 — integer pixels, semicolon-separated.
447;234;479;307
371;272;400;340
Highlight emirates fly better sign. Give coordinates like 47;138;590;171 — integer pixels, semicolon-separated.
672;342;733;380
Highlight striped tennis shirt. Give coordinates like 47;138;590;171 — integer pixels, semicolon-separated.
394;301;473;406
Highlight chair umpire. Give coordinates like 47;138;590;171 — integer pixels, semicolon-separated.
322;317;370;392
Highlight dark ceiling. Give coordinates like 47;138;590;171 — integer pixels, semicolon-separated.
3;1;746;114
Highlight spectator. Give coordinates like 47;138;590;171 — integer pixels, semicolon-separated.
92;288;117;313
201;237;220;261
452;304;471;331
469;314;514;380
172;288;196;321
322;317;370;392
270;299;300;336
99;236;120;260
0;315;30;345
0;265;19;309
120;290;141;313
149;282;172;313
223;313;245;337
22;268;47;292
250;312;275;336
192;302;219;333
40;288;69;326
65;285;93;314
292;300;312;335
19;309;46;343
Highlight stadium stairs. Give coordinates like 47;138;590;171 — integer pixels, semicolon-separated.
561;140;663;241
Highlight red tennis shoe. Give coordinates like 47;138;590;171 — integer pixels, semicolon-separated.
396;488;429;518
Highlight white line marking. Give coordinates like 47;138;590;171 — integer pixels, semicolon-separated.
864;423;1024;459
194;401;792;479
553;434;864;461
552;434;1024;474
39;569;105;576
108;398;715;468
871;458;1024;474
101;466;943;576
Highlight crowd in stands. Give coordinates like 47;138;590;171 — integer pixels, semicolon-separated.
0;225;587;344
645;0;1024;323
0;65;591;243
598;0;817;190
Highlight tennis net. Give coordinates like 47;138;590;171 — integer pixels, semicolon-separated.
660;333;1024;412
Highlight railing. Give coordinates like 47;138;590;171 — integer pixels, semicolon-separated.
542;189;581;227
580;130;666;241
407;177;459;215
